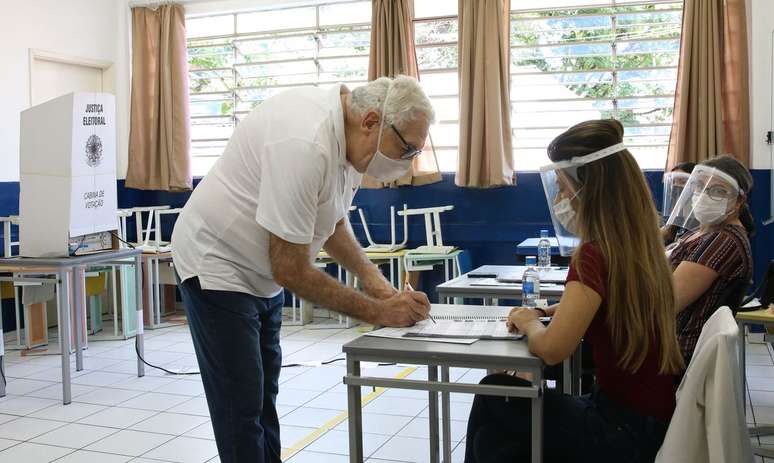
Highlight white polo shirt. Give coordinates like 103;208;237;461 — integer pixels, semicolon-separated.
172;84;361;298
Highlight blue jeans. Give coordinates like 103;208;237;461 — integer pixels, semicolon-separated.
177;277;284;463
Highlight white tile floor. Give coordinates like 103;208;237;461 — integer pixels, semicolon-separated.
1;319;773;463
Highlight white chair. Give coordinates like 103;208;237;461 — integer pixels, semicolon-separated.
116;206;170;248
0;216;19;257
115;209;134;248
656;307;754;463
398;205;455;254
358;204;408;253
152;208;183;251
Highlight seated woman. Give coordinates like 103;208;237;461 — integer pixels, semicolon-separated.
464;119;683;463
661;161;696;245
666;155;754;365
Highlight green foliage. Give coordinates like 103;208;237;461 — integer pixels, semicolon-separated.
510;4;681;125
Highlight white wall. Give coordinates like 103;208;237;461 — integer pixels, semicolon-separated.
0;0;130;182
748;0;774;171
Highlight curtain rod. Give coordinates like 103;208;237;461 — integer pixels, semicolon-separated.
128;0;355;10
127;0;245;8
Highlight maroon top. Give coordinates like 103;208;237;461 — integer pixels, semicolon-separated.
567;243;677;422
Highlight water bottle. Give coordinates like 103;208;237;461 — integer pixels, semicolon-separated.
538;229;551;269
522;256;541;308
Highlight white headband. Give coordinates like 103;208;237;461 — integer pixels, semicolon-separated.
539;143;628;172
691;165;740;194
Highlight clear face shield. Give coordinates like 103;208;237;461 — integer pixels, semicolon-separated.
662;171;690;219
664;165;740;232
539;142;628;257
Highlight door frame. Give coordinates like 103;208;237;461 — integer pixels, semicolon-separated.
28;49;114;105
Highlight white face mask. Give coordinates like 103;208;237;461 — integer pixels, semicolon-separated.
364;86;412;182
691;193;730;225
554;196;578;235
365;150;412;182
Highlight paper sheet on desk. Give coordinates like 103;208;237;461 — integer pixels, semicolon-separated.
469;278;564;290
408;319;522;340
742;298;762;309
497;269;568;284
365;324;478;344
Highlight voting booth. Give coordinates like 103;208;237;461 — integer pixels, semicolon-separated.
19;92;118;257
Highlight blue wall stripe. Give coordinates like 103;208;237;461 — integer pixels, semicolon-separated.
1;170;771;291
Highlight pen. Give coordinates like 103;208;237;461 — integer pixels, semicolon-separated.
404;275;436;324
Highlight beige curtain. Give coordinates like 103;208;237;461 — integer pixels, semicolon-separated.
455;0;514;188
126;4;192;191
666;0;750;169
362;0;442;188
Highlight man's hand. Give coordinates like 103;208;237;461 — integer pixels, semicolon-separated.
362;278;399;300
374;290;431;327
271;233;428;326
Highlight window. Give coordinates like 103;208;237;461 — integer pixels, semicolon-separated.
186;0;682;175
414;0;459;172
186;1;372;176
510;0;683;170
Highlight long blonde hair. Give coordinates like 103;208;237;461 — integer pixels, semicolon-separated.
548;119;684;374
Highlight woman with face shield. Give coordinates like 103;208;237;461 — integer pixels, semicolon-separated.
661;162;696;244
464;120;684;463
665;155;754;365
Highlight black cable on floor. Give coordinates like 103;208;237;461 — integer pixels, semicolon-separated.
134;336;200;376
133;338;397;374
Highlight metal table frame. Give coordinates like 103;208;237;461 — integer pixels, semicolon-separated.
737;310;774;458
435;271;579;396
343;334;544;463
0;249;145;404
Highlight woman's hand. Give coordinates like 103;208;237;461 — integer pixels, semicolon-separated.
507;307;541;334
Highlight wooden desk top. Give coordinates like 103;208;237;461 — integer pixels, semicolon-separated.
736;308;774;323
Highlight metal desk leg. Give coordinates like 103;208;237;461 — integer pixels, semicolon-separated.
153;257;161;325
0;317;5;398
739;320;746;411
347;357;363;463
562;357;571;395
441;366;452;463
571;344;582;396
135;255;145;378
428;365;440;463
14;285;21;348
73;267;85;371
531;368;543;463
58;271;72;405
110;267;119;337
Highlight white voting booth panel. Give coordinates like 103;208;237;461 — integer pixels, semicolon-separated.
19;92;118;257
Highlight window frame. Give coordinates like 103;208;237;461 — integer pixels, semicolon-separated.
185;0;372;174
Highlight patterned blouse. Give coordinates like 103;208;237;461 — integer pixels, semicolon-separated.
667;224;753;363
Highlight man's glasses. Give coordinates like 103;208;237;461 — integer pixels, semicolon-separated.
391;124;422;160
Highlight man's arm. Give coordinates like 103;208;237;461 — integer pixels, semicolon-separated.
323;218;397;299
270;233;428;326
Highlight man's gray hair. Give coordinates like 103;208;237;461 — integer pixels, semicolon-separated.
350;75;436;129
